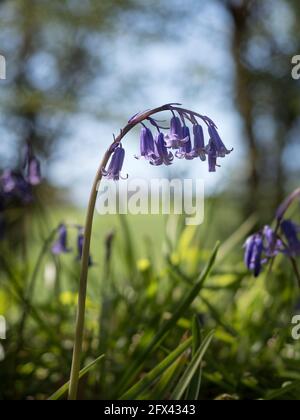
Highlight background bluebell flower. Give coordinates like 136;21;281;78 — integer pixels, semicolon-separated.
52;224;71;255
77;229;93;266
23;144;42;186
263;225;284;257
1;170;17;193
244;234;264;277
1;170;33;203
27;157;42;186
281;220;300;257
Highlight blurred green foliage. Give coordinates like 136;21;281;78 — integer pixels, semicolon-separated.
0;200;299;400
1;0;300;401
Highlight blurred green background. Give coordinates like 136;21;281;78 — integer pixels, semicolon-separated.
0;0;300;400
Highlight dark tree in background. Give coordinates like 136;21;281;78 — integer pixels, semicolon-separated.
223;0;300;216
0;0;299;218
0;0;140;163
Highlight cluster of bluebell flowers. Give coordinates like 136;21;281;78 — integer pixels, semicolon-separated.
0;144;41;238
244;188;300;278
103;106;233;181
51;224;93;266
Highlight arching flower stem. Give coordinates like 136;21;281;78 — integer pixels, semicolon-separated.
67;103;227;400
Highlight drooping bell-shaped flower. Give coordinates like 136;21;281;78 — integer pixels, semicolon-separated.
27;157;42;186
263;225;283;257
103;145;127;181
52;224;71;255
151;132;174;166
165;117;190;149
244;234;264;277
77;229;93;266
24;144;42;186
206;140;220;172
188;124;206;161
1;170;17;193
281;220;300;257
136;126;155;161
208;125;233;158
175;126;193;160
1;170;32;203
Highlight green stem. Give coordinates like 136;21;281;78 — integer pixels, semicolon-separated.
68;150;112;400
67;103;207;400
290;257;300;289
16;227;58;353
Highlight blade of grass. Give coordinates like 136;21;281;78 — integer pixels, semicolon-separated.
201;295;237;337
119;337;192;400
118;214;136;276
149;349;188;400
217;214;257;263
48;354;105;400
265;380;300;400
117;242;220;396
171;330;215;400
185;315;203;400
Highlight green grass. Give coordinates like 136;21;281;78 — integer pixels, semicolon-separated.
0;200;300;400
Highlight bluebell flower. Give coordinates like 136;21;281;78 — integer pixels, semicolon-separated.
165;117;190;149
27;157;42;186
244;226;286;277
1;170;17;193
103;145;127;180
151;132;174;166
263;225;284;257
208;125;233;158
52;224;71;255
175;126;194;160
136;127;155;161
23;144;42;186
77;229;93;266
281;220;300;257
244;234;264;277
189;124;206;161
206;140;220;172
1;170;32;203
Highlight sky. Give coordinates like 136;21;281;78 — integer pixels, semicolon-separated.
46;0;245;205
1;0;297;206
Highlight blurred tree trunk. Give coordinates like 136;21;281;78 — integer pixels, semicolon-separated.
227;0;259;215
224;0;300;217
